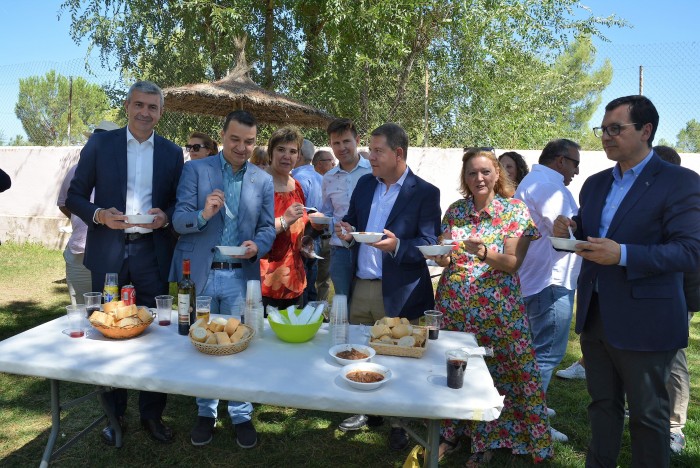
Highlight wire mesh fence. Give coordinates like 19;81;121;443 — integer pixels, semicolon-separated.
0;40;698;150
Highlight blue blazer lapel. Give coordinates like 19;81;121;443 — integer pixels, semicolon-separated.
116;128;128;207
606;155;661;239
207;156;225;224
385;169;416;227
581;170;611;238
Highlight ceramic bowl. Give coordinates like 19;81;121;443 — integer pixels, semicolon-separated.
217;245;247;256
350;232;384;243
341;362;392;390
329;344;376;366
125;214;155;224
548;236;586;252
417;245;453;257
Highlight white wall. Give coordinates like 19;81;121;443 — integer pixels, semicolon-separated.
1;146;698;248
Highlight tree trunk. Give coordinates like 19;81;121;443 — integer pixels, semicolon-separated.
264;0;274;89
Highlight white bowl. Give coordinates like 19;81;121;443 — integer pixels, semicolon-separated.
309;216;332;225
350;232;384;243
548;237;586;252
417;245;453;257
125;214;155;224
329;344;376;366
341;362;392;390
217;245;247;256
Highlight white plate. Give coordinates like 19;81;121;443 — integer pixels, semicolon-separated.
217;245;247;256
125;214;155;224
549;236;586;252
309;216;332;225
350;232;384;243
329;344;376;366
341;362;392;390
417;245;453;257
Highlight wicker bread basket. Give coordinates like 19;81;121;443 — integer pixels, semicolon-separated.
90;316;154;339
368;323;428;358
190;324;255;356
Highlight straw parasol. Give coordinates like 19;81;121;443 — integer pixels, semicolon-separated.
163;37;334;128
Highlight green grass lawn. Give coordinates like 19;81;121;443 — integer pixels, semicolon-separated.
0;241;698;467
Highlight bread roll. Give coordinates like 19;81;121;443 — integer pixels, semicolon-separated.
215;331;231;344
397;335;416;347
225;317;240;336
90;311;114;327
116;304;137;320
117;316;140;327
400;318;410;325
191;327;208;343
103;301;120;314
379;334;394;343
190;318;206;330
136;307;152;323
412;330;426;345
388;317;402;327
209;317;227;333
205;334;218;344
391;324;411;339
230;325;248;343
370;324;391;339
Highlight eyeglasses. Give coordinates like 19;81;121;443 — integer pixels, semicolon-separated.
561;155;580;168
592;123;638;138
185;144;205;152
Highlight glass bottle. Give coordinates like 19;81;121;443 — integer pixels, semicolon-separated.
177;259;196;336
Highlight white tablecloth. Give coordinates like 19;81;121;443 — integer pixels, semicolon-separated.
0;314;504;421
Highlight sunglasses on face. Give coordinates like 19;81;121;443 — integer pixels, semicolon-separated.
561;155;580;168
185;144;205;152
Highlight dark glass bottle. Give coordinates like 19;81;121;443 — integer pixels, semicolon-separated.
177;259;196;335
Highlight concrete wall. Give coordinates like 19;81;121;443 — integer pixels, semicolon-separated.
1;146;698;248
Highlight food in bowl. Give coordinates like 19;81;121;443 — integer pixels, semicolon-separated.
329;344;376;365
350;231;384;243
341;362;392;390
347;370;384;383
337;348;369;360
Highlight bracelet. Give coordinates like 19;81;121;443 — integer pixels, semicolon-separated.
94;208;104;225
478;245;488;261
279;216;288;232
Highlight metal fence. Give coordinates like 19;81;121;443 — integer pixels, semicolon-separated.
0;40;698;149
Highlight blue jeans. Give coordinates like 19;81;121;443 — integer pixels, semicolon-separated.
524;285;575;393
330;246;353;296
197;268;252;423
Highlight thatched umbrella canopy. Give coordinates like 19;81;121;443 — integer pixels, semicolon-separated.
163;37;334;128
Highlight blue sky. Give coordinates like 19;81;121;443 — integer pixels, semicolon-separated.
0;1;698;144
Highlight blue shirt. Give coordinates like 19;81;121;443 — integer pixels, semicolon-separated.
291;164;323;210
601;149;654;266
356;168;409;280
198;153;247;263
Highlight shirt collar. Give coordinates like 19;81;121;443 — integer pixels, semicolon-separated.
329;155;371;175
612;149;654;180
219;152;248;175
531;163;565;184
376;166;409;187
126;126;154;145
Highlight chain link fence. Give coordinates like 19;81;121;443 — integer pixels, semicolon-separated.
0;41;698;149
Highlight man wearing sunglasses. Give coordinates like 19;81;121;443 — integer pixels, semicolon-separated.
514;139;582;444
554;95;700;467
170;110;275;449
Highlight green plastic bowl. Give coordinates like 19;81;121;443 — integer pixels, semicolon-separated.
268;309;323;343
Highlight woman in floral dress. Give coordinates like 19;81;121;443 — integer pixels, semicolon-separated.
428;148;552;466
260;126;308;308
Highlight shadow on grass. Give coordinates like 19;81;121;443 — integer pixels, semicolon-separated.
0;300;63;341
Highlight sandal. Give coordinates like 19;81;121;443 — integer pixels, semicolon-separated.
438;436;460;462
465;450;494;467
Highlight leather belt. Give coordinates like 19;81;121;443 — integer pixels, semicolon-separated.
321;234;332;240
211;262;242;270
124;232;153;243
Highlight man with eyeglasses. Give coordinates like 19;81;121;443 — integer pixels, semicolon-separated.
554;95;700;467
514;139;582;444
312;150;336;175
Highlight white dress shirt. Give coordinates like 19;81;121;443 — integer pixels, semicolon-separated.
321;156;372;246
125;127;154;234
515;164;581;296
57;165;91;254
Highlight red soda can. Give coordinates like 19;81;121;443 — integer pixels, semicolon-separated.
121;285;136;305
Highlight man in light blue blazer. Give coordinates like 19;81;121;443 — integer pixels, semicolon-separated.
169;110;275;450
554;95;700;467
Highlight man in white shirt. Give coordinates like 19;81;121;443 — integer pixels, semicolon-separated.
66;81;184;446
515;138;582;443
312;118;371;296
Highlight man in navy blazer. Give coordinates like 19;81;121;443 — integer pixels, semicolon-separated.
66;81;184;446
335;123;441;445
169;110;275;449
554;95;700;467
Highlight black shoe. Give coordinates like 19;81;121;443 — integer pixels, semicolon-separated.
101;416;127;446
235;420;258;449
389;427;409;451
141;418;174;443
339;414;385;432
190;416;215;446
